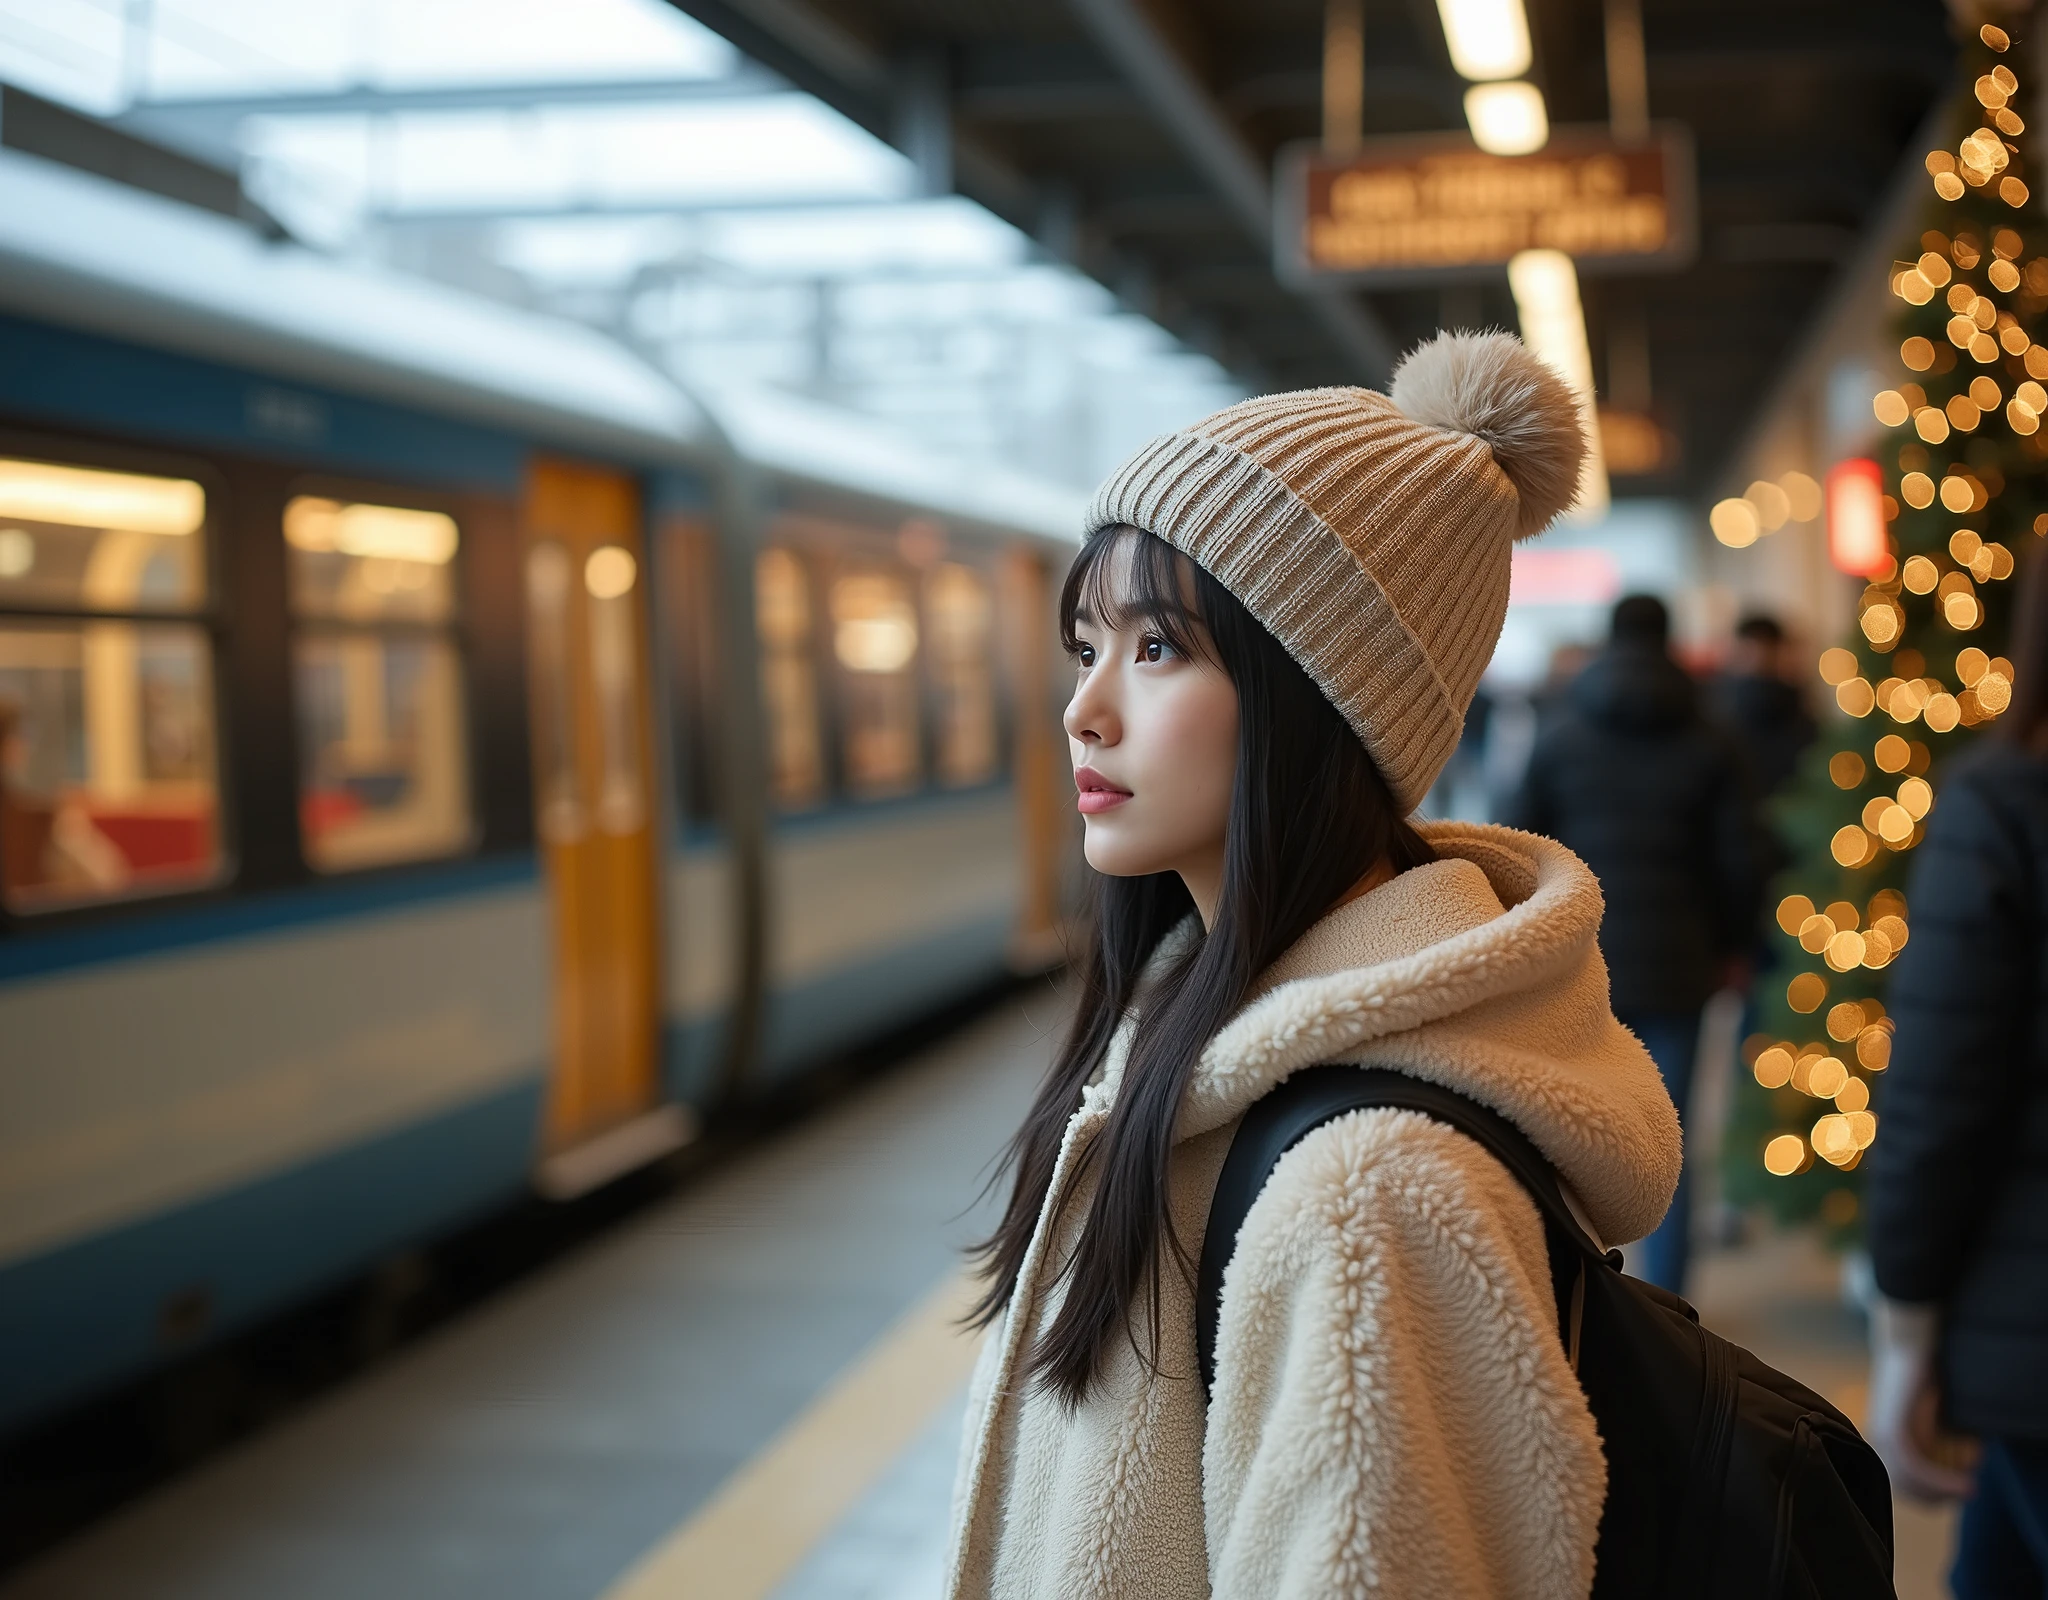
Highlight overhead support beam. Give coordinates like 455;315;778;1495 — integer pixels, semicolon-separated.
683;0;892;99
664;0;891;128
957;79;1135;122
367;192;927;225
663;2;1038;238
119;65;791;120
893;42;954;198
1603;0;1651;142
1063;0;1395;382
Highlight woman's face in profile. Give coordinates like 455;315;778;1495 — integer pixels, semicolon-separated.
1062;542;1238;904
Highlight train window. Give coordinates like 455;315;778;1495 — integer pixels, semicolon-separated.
0;456;222;912
830;568;921;799
585;544;646;834
283;498;458;622
924;562;998;788
286;494;472;872
0;457;208;612
755;548;825;810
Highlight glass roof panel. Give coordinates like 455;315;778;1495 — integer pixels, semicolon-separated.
0;0;1244;490
5;0;734;110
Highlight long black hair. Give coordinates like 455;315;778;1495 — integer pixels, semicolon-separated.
968;525;1435;1406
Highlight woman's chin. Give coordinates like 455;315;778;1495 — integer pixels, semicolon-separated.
1082;830;1171;880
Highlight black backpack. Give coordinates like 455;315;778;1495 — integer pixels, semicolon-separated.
1196;1066;1896;1600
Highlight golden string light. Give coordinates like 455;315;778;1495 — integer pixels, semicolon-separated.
1763;26;2027;1187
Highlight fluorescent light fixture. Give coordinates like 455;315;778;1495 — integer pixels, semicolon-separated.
1465;81;1549;155
0;459;204;536
1826;459;1890;576
1435;0;1533;81
284;497;459;564
1507;249;1609;519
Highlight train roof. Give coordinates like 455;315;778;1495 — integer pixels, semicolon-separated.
707;384;1084;545
0;148;1083;544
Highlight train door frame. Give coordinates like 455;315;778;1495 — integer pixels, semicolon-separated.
521;456;684;1198
997;542;1070;971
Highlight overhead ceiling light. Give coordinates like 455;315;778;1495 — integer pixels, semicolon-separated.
1465;81;1549;156
1507;249;1609;519
1435;0;1533;81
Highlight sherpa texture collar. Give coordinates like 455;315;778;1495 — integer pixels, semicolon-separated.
1086;820;1680;1246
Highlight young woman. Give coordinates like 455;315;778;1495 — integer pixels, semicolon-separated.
944;332;1683;1600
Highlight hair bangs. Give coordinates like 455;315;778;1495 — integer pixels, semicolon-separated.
1060;524;1210;663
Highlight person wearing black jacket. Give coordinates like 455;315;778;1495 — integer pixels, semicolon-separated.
1509;594;1765;1294
1713;612;1819;802
1868;551;2048;1596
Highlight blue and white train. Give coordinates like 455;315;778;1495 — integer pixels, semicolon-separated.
0;144;1080;1434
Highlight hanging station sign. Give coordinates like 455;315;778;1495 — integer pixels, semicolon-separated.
1275;125;1697;287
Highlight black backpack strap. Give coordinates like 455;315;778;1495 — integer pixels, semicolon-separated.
1196;1065;1604;1398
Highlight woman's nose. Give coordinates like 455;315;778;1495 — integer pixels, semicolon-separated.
1064;669;1117;746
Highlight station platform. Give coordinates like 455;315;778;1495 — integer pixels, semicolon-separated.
2;991;1960;1600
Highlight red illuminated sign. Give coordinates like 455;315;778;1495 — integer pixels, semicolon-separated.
1826;458;1889;577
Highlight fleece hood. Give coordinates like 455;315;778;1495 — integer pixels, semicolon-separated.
1148;820;1680;1247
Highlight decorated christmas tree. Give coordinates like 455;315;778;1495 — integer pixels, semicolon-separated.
1724;18;2048;1234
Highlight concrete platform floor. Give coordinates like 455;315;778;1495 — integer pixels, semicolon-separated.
5;985;1968;1599
0;989;1061;1600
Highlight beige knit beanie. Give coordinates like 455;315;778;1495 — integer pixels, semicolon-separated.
1083;329;1587;812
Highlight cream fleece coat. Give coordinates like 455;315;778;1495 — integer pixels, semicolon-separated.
945;822;1682;1600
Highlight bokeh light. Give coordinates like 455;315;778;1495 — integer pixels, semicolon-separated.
1788;972;1829;1012
1764;1134;1810;1176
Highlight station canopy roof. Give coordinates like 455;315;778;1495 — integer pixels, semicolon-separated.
2;0;1958;500
2;0;1242;493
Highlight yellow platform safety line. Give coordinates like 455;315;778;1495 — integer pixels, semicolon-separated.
602;1268;985;1600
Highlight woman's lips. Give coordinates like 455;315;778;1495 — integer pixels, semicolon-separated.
1074;766;1132;814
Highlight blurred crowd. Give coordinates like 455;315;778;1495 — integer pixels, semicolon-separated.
1471;577;2048;1598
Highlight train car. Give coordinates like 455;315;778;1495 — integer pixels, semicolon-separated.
0;144;1081;1435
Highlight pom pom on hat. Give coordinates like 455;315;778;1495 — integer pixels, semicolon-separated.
1389;329;1587;539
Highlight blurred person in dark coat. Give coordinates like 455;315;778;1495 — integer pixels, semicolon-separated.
1868;548;2048;1597
1509;593;1765;1294
1713;611;1817;801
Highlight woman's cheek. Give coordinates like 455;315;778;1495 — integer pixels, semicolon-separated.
1143;672;1238;847
1178;673;1239;801
1078;665;1237;878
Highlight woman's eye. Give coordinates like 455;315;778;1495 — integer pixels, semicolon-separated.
1075;644;1096;668
1140;635;1172;663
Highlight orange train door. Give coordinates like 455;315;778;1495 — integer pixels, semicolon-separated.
522;458;679;1196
